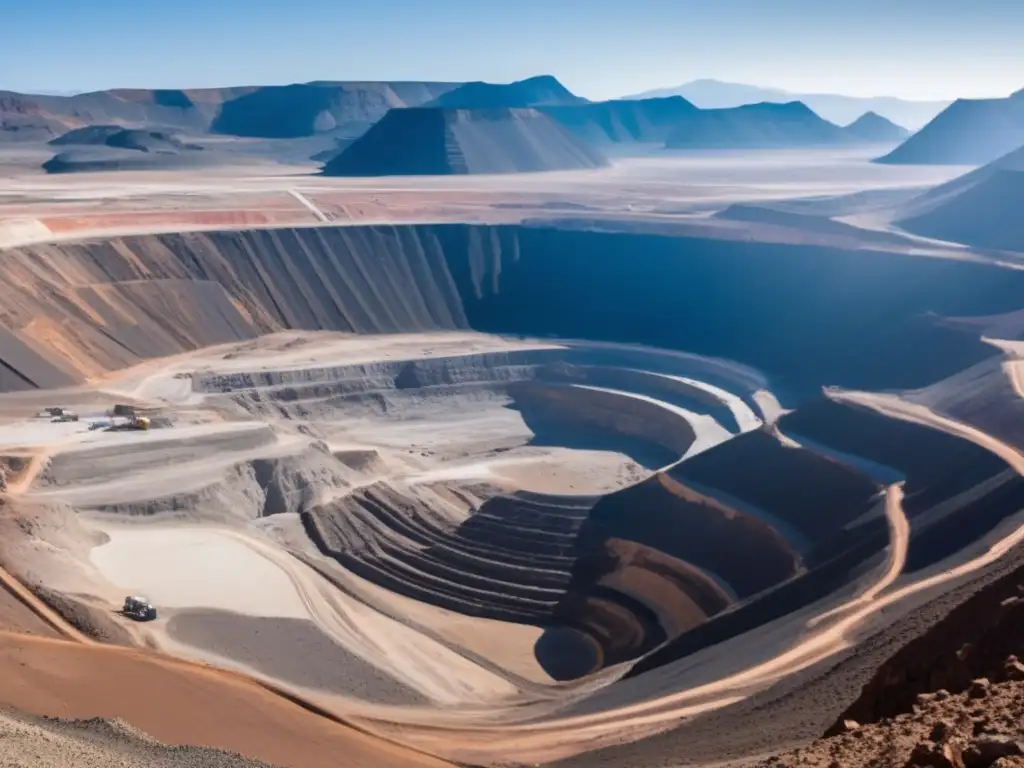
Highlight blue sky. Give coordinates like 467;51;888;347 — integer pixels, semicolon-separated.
5;0;1024;100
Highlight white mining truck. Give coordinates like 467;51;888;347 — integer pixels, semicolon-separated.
122;595;157;621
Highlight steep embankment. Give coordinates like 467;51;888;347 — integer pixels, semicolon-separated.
3;223;1024;392
0;94;75;142
895;144;1024;251
0;631;452;768
877;90;1024;165
322;107;609;176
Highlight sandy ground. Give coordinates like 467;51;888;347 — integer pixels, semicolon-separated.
0;632;452;768
0;149;966;248
0;708;276;768
89;526;311;618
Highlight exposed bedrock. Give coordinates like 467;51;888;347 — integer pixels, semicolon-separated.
826;557;1024;733
630;396;1024;678
33;433;359;524
1;223;1023;393
301;480;735;674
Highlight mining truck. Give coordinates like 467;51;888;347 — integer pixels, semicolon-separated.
122;595;157;621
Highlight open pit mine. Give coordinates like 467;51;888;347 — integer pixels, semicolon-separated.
2;149;1024;768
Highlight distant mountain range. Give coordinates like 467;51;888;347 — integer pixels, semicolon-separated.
625;79;947;130
663;101;874;150
538;97;700;145
0;82;461;143
876;89;1024;166
1;75;922;176
428;75;586;109
323;80;909;176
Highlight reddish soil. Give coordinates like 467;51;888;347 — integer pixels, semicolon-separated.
0;579;60;638
0;631;453;768
41;209;314;233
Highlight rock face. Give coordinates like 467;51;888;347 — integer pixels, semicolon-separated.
844;111;911;143
0;94;67;141
664;101;852;149
895;145;1024;251
0;710;274;768
877;91;1024;166
827;558;1024;731
428;75;585;109
751;675;1024;768
322;107;609;176
541;97;700;145
4;222;1024;390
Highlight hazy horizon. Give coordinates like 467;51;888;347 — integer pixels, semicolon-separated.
5;0;1024;101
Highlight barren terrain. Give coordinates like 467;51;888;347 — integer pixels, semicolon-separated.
1;147;1023;768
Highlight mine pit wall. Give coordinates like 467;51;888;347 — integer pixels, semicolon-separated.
6;223;1024;673
508;381;698;457
2;222;1024;394
780;398;1024;572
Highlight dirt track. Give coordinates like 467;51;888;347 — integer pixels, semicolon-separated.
0;631;452;768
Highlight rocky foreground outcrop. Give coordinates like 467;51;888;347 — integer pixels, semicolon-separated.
757;671;1024;768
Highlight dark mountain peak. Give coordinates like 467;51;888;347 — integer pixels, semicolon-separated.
844;111;910;142
852;110;884;123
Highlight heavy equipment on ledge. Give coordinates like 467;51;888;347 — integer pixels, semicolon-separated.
122;596;157;621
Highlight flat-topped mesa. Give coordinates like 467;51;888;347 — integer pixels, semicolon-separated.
322;107;609;176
